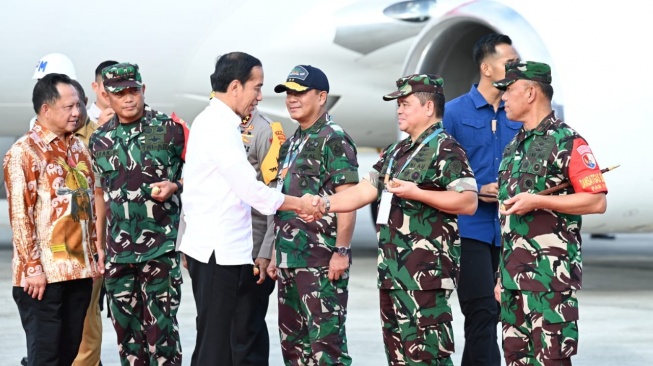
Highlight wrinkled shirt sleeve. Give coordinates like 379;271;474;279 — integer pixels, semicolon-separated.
4;146;43;277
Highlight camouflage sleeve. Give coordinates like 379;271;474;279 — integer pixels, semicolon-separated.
372;143;396;173
323;132;359;186
87;132;102;189
431;138;477;193
168;120;188;181
171;122;186;171
170;112;190;161
363;171;380;186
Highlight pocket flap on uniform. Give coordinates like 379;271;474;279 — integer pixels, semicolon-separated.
543;302;579;324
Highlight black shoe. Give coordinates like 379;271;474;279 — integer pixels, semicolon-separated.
21;357;28;366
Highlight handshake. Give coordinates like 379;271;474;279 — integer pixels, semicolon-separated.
295;194;329;222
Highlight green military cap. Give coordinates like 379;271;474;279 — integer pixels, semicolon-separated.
102;62;143;93
383;74;444;101
493;61;552;90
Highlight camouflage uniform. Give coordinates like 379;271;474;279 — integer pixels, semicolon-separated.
88;63;187;366
495;62;608;366
375;74;477;365
275;112;359;366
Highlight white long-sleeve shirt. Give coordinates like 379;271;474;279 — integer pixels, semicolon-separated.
178;98;285;265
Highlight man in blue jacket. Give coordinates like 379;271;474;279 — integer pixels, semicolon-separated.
443;33;520;366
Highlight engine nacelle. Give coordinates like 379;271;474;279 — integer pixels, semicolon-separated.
401;0;564;114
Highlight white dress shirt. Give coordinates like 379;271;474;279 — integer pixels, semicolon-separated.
178;98;285;265
87;102;102;121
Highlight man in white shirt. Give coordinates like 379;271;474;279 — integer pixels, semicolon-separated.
87;60;118;125
178;51;319;366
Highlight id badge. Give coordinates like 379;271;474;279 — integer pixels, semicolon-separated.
376;190;393;225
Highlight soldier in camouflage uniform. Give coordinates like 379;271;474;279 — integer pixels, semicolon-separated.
493;61;608;366
267;65;359;366
88;63;188;366
309;74;478;365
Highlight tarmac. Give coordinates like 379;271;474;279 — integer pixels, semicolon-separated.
1;234;652;366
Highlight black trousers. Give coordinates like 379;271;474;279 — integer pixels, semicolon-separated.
457;238;502;366
187;253;275;366
13;278;93;366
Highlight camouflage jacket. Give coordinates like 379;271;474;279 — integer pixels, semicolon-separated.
274;113;359;268
373;122;477;291
498;112;607;292
89;105;186;263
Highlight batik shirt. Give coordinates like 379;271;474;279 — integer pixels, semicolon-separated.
498;112;608;292
275;113;359;268
372;122;477;291
4;123;98;286
89;105;187;264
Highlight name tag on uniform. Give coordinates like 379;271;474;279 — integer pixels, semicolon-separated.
376;190;393;225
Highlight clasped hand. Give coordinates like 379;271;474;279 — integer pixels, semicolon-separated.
296;194;325;222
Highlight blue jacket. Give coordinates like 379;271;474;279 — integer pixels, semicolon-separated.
443;84;521;246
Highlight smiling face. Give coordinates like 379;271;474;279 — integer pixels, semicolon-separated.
285;89;326;128
395;93;433;139
41;83;80;137
104;85;146;123
234;66;263;119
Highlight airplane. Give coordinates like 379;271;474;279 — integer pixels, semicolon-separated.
1;0;652;248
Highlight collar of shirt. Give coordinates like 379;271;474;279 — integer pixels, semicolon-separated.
87;102;102;121
405;120;443;148
104;104;153;132
74;117;98;140
32;120;73;145
525;110;557;138
469;83;506;110
297;112;329;137
209;98;242;128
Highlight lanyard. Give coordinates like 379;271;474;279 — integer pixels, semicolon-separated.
384;128;442;186
277;134;310;188
276;114;333;189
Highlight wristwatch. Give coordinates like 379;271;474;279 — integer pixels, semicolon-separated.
494;271;500;281
321;195;331;214
173;181;183;194
335;246;351;257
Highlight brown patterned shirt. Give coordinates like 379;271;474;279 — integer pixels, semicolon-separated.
3;123;98;286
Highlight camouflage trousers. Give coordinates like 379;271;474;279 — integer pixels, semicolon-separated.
380;289;454;366
501;289;579;366
277;266;352;366
104;251;183;366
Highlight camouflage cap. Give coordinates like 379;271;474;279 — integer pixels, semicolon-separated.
493;61;552;90
102;62;143;93
382;74;444;101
